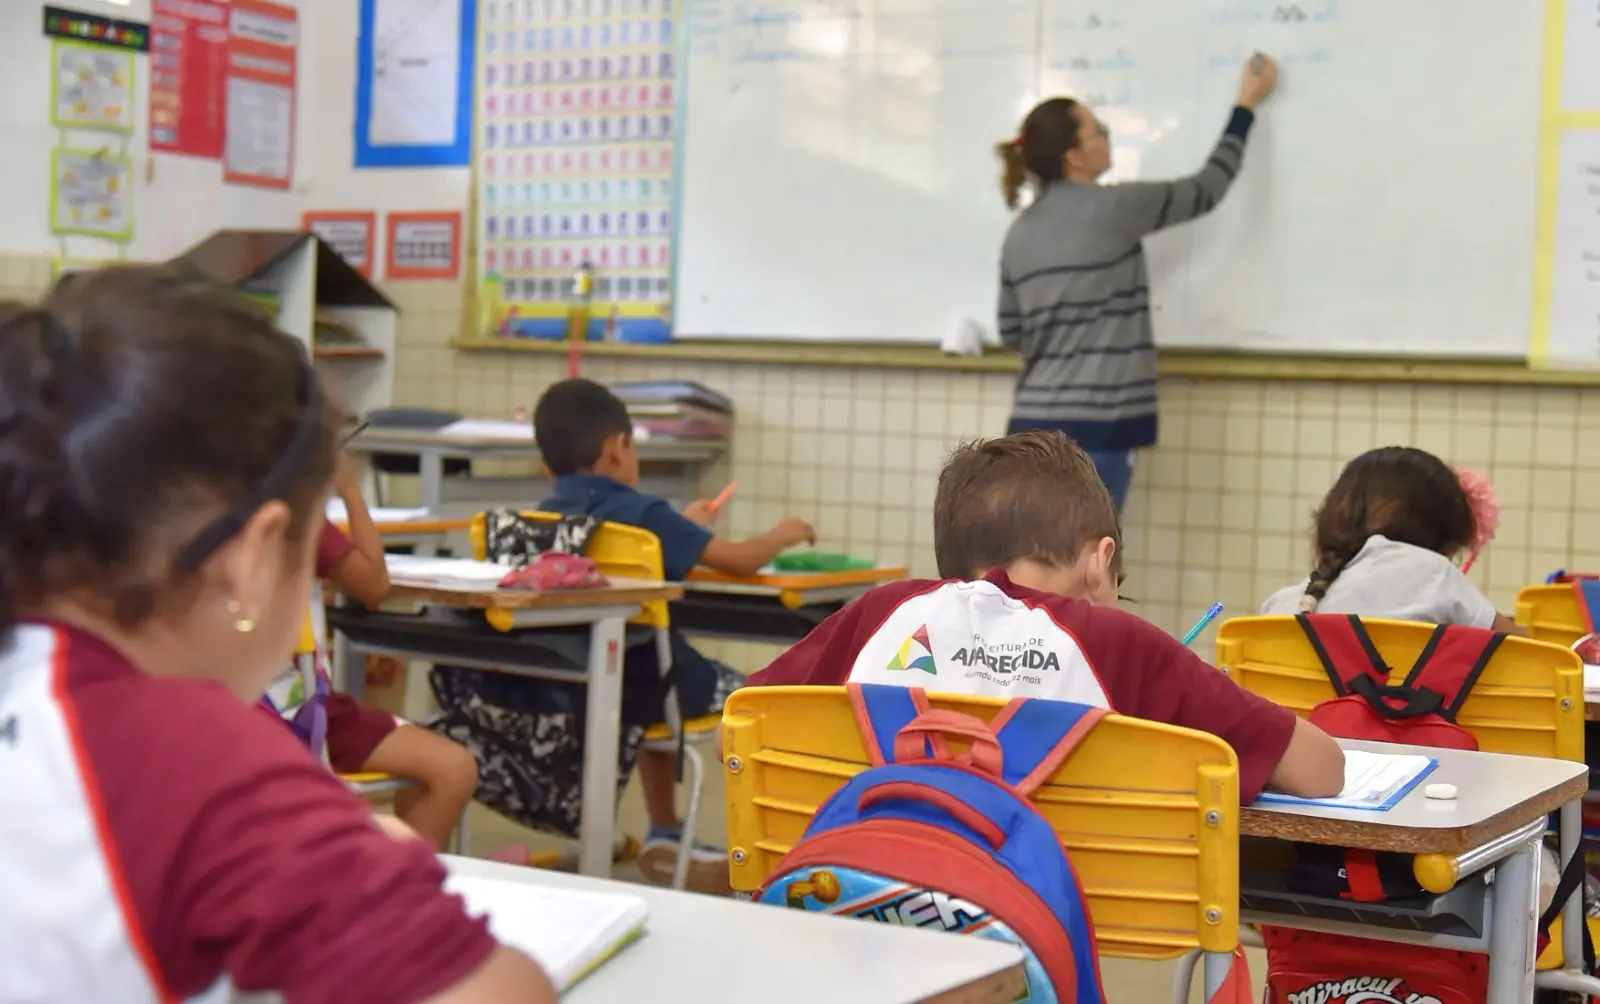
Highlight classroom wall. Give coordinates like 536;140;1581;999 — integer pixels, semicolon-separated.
4;243;1593;670
376;274;1600;670
0;0;467;260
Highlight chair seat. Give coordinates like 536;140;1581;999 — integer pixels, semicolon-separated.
1537;913;1600;971
642;714;721;744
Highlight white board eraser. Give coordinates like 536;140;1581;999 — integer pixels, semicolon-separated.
1424;783;1458;801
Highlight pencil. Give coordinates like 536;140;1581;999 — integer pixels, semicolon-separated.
708;481;737;512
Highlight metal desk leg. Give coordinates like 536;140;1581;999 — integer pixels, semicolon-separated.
334;628;362;701
577;614;627;878
418;450;445;512
1486;830;1542;1002
1561;798;1584;978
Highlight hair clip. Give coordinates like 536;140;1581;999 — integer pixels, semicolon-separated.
1457;468;1499;574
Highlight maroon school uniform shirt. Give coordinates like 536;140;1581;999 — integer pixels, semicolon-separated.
0;622;496;1002
317;518;355;576
747;568;1297;802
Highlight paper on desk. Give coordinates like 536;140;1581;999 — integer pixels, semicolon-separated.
439;419;536;440
1254;749;1437;811
1583;663;1600;695
439;418;650;442
385;555;508;587
325;500;431;524
445;874;648;990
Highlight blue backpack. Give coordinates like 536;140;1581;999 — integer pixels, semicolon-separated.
757;684;1107;1003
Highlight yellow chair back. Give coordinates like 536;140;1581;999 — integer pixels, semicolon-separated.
296;614;319;656
721;686;1241;960
1216;615;1583;761
470;510;669;628
1515;583;1588;649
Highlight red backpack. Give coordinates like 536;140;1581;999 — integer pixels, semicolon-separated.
1261;614;1586;1003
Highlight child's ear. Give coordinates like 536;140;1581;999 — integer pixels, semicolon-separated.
1084;536;1118;599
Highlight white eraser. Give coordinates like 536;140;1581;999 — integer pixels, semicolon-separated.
1424;783;1458;801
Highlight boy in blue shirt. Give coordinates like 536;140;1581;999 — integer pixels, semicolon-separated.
534;378;814;892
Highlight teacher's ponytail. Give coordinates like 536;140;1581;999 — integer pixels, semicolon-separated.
997;98;1081;210
996;138;1028;209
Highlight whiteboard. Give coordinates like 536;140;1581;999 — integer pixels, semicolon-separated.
674;0;1543;357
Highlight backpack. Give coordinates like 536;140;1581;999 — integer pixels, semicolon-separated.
1262;614;1590;1003
756;683;1108;1003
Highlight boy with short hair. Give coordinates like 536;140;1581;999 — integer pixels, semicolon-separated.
535;378;815;889
746;429;1344;802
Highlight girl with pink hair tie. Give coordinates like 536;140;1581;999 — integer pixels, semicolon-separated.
1259;447;1522;635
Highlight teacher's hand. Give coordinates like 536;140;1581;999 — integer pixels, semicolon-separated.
1236;53;1279;109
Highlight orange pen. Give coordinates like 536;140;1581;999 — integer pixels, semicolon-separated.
707;481;737;513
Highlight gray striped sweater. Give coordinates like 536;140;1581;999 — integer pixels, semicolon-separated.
998;107;1255;452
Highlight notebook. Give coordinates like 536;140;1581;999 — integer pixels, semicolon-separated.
1254;749;1438;811
385;555;509;588
325;500;431;524
445;874;649;990
1583;663;1600;696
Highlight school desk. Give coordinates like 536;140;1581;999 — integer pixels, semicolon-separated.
441;855;1028;1003
328;577;682;879
1234;739;1589;1004
334;516;475;555
346;425;725;512
673;565;908;643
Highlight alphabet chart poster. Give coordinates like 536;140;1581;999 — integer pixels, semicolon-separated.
477;0;677;342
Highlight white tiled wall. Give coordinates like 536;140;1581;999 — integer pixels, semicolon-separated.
10;254;1600;668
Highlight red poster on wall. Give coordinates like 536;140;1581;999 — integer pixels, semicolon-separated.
222;0;297;190
149;0;230;159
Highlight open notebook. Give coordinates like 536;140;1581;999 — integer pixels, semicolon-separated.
445;875;649;990
385;555;508;588
1254;749;1438;811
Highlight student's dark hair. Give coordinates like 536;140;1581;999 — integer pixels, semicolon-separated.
934;429;1121;580
1301;446;1475;613
996;97;1081;210
532;377;632;476
0;264;338;636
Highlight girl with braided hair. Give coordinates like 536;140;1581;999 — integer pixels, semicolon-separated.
1260;446;1520;634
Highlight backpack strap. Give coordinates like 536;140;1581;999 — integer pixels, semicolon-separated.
848;683;925;767
1576;578;1600;635
1398;625;1503;722
847;686;1104;791
1295;614;1389;696
989;698;1107;796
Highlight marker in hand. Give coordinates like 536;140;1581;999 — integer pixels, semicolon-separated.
707;481;737;514
1180;602;1225;646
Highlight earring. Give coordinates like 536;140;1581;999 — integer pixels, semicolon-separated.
226;599;256;634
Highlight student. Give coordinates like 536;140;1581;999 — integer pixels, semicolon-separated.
536;377;814;888
744;430;1345;803
0;265;553;1002
261;456;480;852
1260;446;1521;633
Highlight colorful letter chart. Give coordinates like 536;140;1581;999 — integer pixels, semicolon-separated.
477;0;678;339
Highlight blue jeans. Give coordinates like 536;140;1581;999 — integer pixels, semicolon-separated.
1086;450;1133;512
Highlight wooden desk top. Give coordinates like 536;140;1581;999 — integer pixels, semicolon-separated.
336;518;475;536
386;579;683;611
1241;739;1588;855
686;565;909;591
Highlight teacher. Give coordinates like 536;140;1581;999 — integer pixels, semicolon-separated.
993;55;1279;511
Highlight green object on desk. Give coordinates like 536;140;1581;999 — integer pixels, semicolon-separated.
772;551;875;573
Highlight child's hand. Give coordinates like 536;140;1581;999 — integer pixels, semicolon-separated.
773;516;816;548
682;499;718;527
